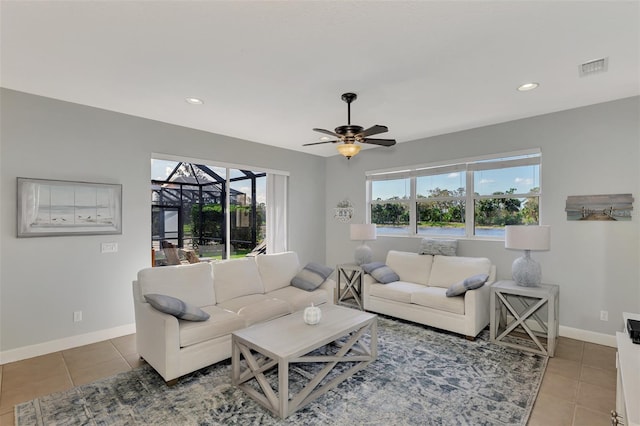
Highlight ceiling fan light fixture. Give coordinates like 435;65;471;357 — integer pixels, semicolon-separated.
337;143;361;159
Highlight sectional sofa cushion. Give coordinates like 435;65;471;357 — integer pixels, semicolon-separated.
212;258;264;303
428;255;492;289
418;238;458;256
368;281;427;304
386;250;433;285
216;294;292;326
362;262;399;284
144;294;211;321
267;286;329;311
291;262;333;291
446;274;490;297
137;262;215;307
256;251;301;293
178;306;246;348
411;287;465;315
236;298;292;326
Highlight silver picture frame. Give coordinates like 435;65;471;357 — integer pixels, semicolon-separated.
17;177;122;237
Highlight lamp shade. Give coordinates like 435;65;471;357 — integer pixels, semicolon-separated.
505;225;550;251
350;224;377;241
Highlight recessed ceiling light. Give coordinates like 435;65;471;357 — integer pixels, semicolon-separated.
320;136;331;141
185;97;204;105
517;82;539;92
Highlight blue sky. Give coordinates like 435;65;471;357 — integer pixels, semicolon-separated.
372;164;539;200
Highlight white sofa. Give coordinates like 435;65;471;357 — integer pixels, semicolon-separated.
132;251;335;383
363;250;496;339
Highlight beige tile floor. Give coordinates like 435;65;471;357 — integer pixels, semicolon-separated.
0;335;616;425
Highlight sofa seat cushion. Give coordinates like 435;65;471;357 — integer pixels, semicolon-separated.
267;286;328;311
428;255;492;289
218;295;292;326
410;287;465;315
237;298;293;326
369;281;426;304
178;305;245;348
386;251;433;285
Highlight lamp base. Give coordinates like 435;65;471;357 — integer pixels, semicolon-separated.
354;244;372;266
512;251;542;287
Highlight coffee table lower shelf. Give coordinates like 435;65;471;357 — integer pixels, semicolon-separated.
231;305;377;419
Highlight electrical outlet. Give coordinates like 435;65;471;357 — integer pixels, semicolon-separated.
101;242;118;253
73;311;83;322
600;310;608;321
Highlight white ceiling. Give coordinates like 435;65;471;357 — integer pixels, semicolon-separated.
2;1;639;157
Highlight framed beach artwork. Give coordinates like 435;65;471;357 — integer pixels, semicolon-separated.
565;193;633;221
17;178;122;237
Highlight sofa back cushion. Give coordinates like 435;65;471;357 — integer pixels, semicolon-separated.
428;255;492;289
137;262;215;307
213;257;264;303
386;250;433;285
256;251;300;293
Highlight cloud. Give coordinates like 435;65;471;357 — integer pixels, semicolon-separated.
448;173;460;178
515;177;533;185
479;179;495;184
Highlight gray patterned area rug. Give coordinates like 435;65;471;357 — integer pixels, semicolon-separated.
16;316;547;425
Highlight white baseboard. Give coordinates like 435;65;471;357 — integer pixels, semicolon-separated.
560;325;617;348
0;323;136;365
0;320;618;365
503;314;618;348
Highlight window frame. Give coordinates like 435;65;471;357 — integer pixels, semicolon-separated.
366;149;541;240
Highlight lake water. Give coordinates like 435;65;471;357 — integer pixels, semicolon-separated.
376;226;505;238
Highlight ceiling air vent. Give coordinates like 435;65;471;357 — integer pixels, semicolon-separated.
579;57;608;77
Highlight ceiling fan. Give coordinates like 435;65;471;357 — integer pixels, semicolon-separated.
304;92;396;159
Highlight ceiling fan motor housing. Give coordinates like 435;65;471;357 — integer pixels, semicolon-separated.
335;125;364;137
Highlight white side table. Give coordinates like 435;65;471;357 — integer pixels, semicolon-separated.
490;280;559;356
335;264;364;310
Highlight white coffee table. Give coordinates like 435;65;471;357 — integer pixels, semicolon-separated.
231;304;377;419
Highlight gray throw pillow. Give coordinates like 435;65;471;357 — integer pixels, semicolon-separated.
291;262;333;291
418;238;458;256
144;294;210;321
362;262;400;284
445;274;489;297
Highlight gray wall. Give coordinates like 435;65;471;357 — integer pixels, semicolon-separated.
0;89;326;352
325;96;640;335
1;89;638;356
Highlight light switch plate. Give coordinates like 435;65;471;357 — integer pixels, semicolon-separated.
101;242;118;253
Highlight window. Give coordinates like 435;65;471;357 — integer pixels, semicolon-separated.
151;157;288;264
367;150;541;239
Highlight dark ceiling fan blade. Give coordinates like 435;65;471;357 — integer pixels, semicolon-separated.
312;128;342;138
359;125;389;138
362;138;396;147
302;140;339;146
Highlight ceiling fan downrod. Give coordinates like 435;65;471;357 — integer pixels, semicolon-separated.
341;92;357;125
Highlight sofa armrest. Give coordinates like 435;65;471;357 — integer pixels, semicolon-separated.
462;279;493;336
319;278;336;304
133;281;181;381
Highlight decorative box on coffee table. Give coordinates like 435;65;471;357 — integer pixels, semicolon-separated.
490;280;559;356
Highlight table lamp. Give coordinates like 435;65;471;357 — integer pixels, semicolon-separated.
505;225;550;287
350;224;377;265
